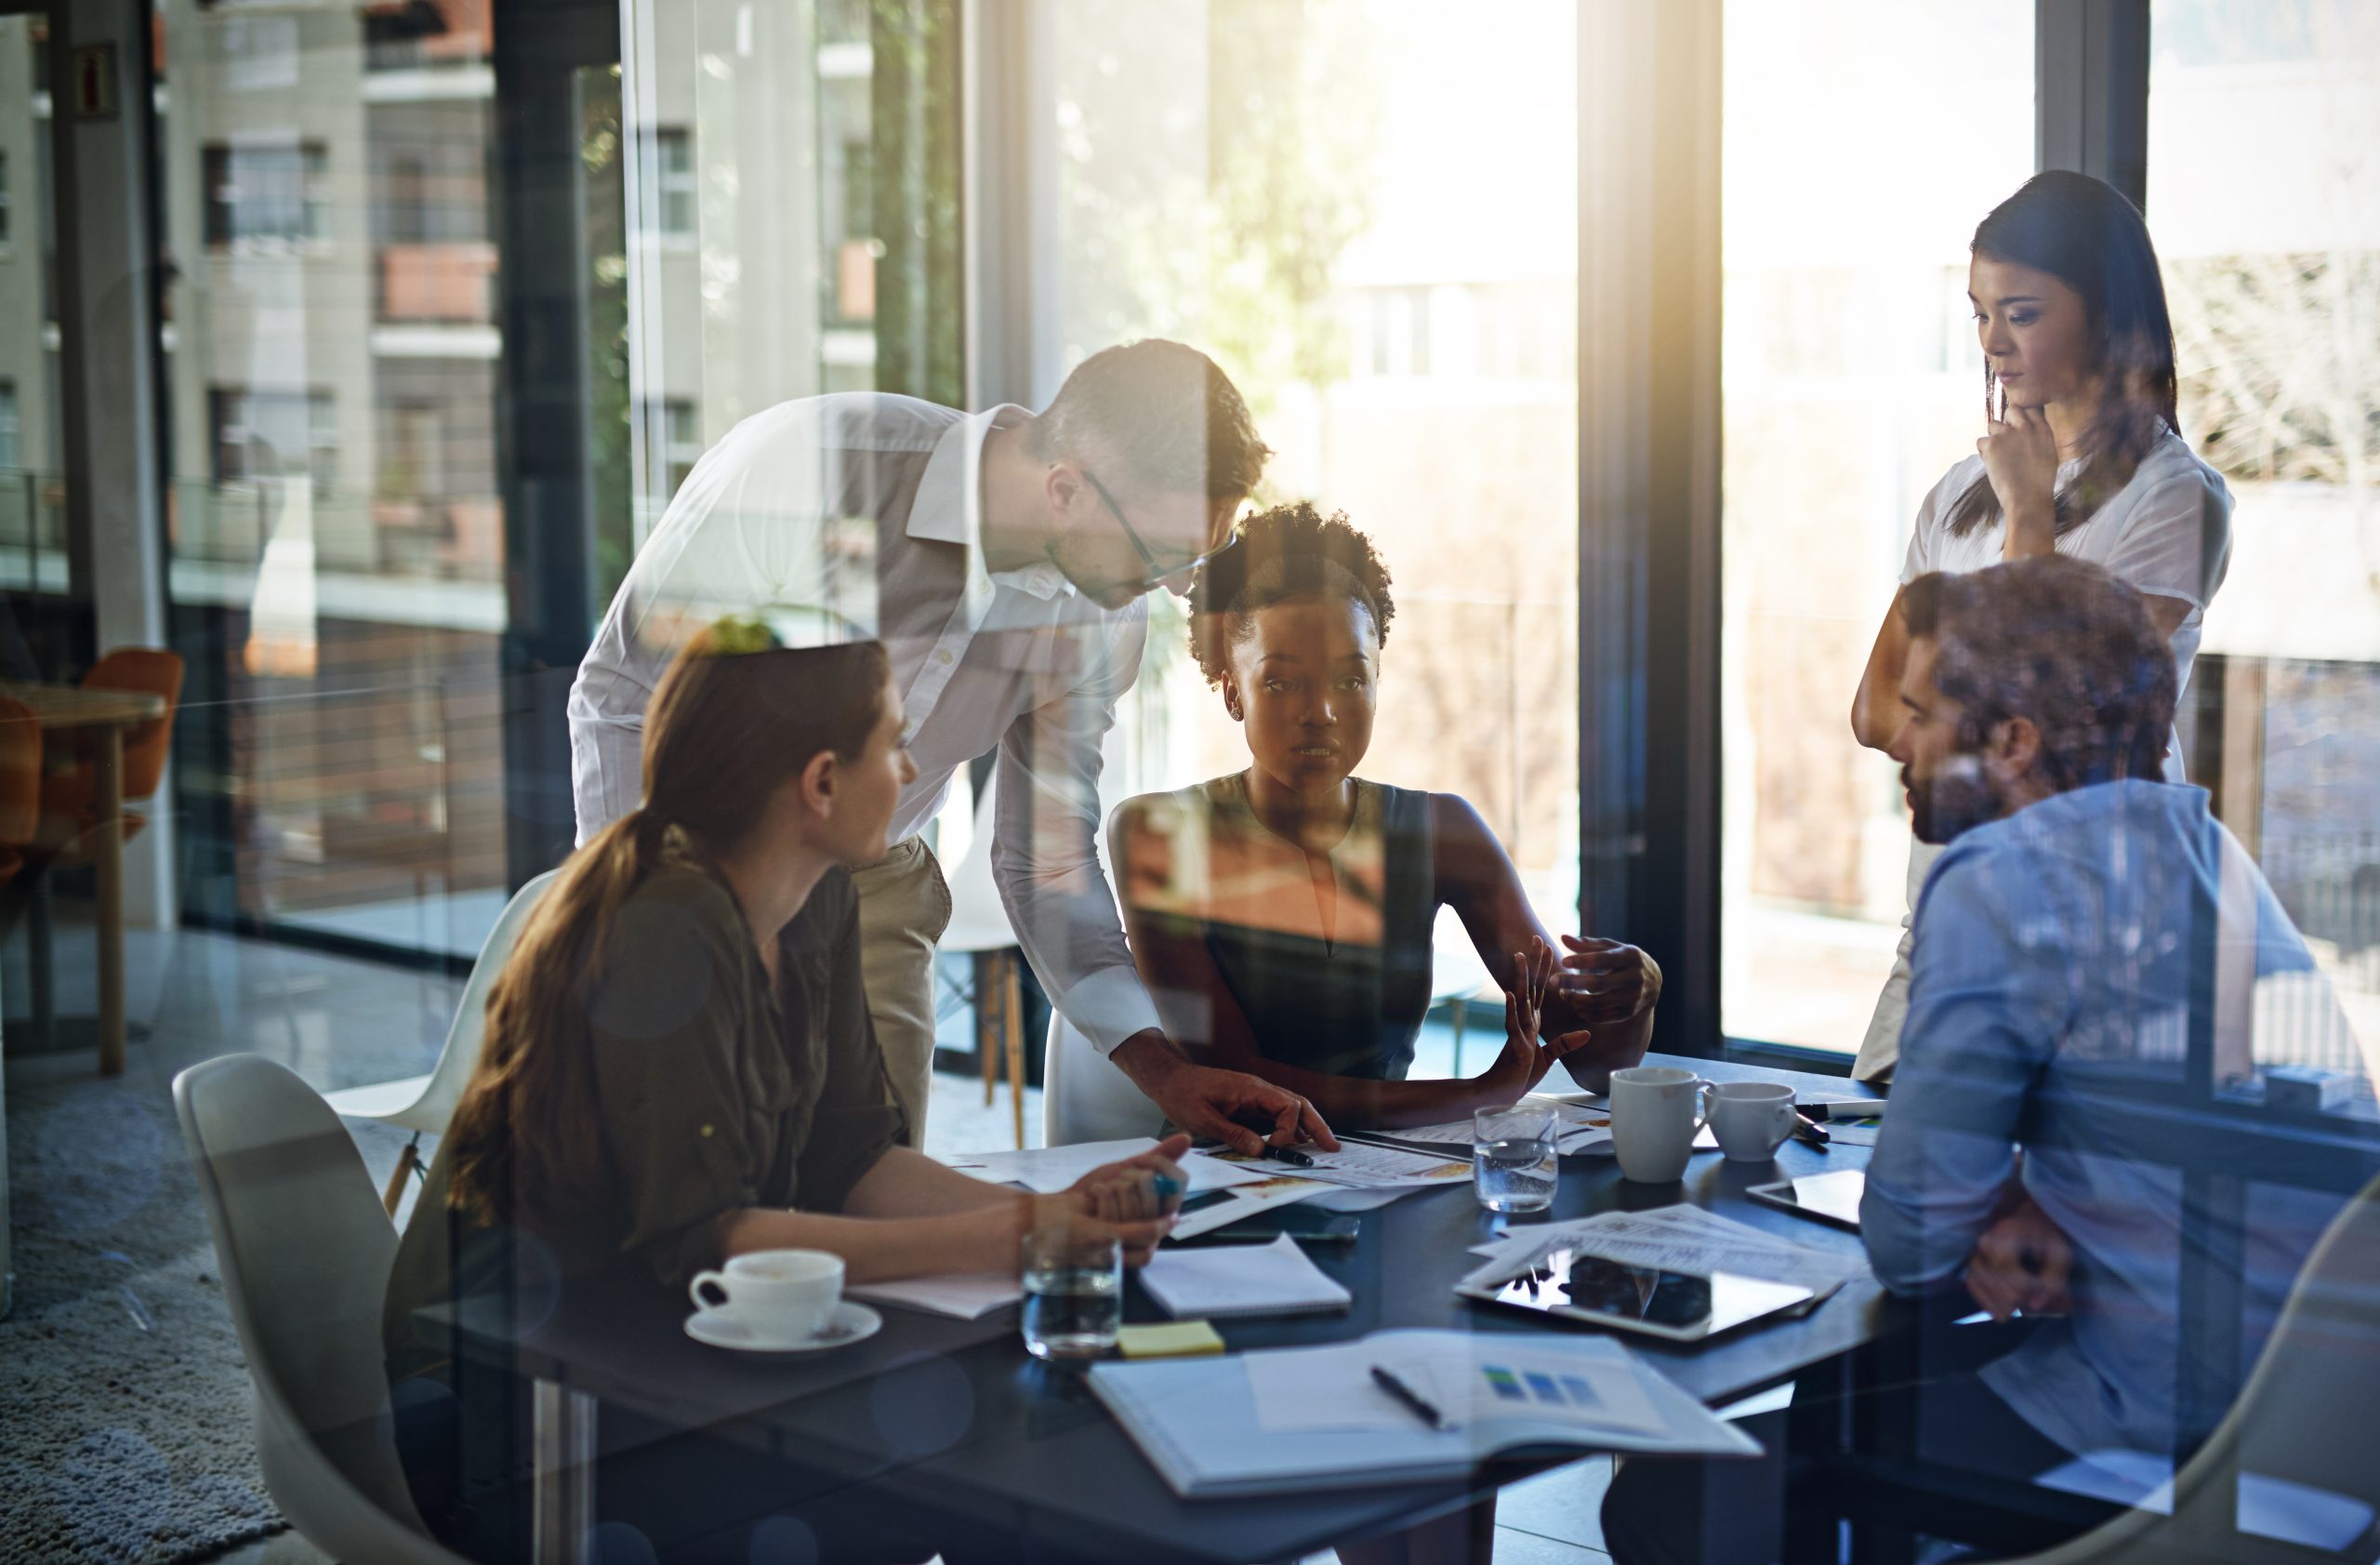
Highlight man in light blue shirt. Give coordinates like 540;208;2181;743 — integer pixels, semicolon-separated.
1606;557;2372;1565
1863;554;2371;1462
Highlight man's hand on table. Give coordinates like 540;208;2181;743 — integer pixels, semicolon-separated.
1109;1031;1341;1156
1964;1190;2074;1322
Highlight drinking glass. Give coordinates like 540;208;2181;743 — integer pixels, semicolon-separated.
1473;1106;1560;1214
1020;1228;1123;1361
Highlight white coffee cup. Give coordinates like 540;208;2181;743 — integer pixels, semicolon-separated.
687;1249;844;1343
1709;1081;1797;1162
1609;1067;1714;1183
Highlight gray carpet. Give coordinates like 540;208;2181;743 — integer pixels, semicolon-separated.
2;1066;285;1565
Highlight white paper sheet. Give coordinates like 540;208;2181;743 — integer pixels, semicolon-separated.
1390;1098;1613;1153
1139;1234;1352;1319
1205;1139;1474;1191
939;1139;1271;1195
847;1271;1023;1320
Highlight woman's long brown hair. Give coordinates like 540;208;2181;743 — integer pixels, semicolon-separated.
443;629;892;1229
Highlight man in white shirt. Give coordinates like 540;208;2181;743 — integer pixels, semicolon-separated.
571;340;1336;1152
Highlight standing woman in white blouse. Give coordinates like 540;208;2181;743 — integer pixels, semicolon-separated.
1847;170;2233;1082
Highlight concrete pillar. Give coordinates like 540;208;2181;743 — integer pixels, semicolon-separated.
55;0;174;927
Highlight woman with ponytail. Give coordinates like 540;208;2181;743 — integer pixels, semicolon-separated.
384;621;1183;1563
1846;170;2233;1082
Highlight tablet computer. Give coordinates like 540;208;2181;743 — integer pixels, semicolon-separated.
1457;1247;1816;1344
1746;1169;1868;1231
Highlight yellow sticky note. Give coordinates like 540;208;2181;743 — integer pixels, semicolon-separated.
1117;1320;1226;1359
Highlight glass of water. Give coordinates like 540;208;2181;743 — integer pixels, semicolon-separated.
1474;1106;1560;1214
1020;1227;1123;1362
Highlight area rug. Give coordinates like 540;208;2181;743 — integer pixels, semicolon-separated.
2;1066;288;1564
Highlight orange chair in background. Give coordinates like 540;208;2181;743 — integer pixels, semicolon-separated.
0;696;43;889
36;648;186;855
20;649;184;1048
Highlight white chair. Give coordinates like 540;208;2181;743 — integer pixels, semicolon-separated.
936;782;1031;1147
1042;1010;1165;1147
174;1054;469;1565
1999;1172;2380;1564
1428;906;1497;1074
326;870;557;1212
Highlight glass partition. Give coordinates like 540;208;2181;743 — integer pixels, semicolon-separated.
1717;0;2034;1053
154;0;512;960
1025;1;1581;1078
2149;0;2380;1081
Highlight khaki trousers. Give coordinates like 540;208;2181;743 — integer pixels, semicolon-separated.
851;837;952;1147
1852;837;1942;1083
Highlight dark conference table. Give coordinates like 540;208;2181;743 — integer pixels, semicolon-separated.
417;1054;1897;1565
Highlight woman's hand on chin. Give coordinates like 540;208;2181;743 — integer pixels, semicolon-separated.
1474;937;1593;1102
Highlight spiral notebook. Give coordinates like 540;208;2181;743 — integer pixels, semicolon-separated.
1138;1234;1353;1319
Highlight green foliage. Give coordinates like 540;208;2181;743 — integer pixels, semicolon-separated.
1205;0;1384;412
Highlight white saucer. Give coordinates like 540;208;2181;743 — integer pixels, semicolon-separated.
683;1300;882;1355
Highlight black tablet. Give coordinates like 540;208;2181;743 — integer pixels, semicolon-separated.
1746;1169;1868;1231
1458;1247;1816;1343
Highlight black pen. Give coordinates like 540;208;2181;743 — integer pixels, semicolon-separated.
1262;1143;1315;1168
1791;1110;1831;1149
1369;1364;1449;1430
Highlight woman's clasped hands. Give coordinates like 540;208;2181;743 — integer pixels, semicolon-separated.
1023;1133;1194;1267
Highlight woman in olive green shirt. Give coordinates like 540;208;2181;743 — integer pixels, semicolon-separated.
384;626;1183;1563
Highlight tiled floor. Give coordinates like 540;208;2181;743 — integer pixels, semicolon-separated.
7;915;1607;1564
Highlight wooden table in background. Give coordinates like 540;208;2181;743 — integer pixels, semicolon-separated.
3;682;168;1077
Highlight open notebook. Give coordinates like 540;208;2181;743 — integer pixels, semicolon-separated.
1089;1328;1761;1498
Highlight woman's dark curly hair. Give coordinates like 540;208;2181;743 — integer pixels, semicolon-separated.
1187;501;1395;687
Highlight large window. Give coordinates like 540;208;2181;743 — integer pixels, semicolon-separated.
2148;0;2380;1069
201;140;330;249
1025;0;1580;1061
163;0;512;958
1718;0;2035;1054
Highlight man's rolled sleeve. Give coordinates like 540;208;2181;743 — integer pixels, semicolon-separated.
990;610;1164;1056
1862;841;2061;1293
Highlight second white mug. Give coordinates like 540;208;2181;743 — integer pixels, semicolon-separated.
1709;1081;1797;1162
1609;1067;1714;1182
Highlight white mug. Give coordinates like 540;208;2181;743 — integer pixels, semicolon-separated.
1609;1067;1714;1183
687;1249;844;1343
1709;1081;1797;1163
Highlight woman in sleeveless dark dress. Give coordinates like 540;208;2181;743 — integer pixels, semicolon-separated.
1112;504;1662;1134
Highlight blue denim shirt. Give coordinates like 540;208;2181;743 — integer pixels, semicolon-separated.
1862;780;2373;1456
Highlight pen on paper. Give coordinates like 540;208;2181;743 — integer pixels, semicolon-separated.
1369;1364;1450;1430
1262;1144;1315;1168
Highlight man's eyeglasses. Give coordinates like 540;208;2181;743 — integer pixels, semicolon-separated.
1080;467;1239;583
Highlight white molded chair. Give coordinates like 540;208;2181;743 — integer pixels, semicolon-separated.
2001;1173;2380;1564
325;870;557;1211
174;1054;469;1565
936;782;1031;1147
1428;906;1497;1074
1042;1011;1164;1147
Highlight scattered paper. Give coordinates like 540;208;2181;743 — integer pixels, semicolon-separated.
1167;1174;1327;1239
939;1138;1271;1196
1389;1098;1613;1155
1206;1139;1473;1191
